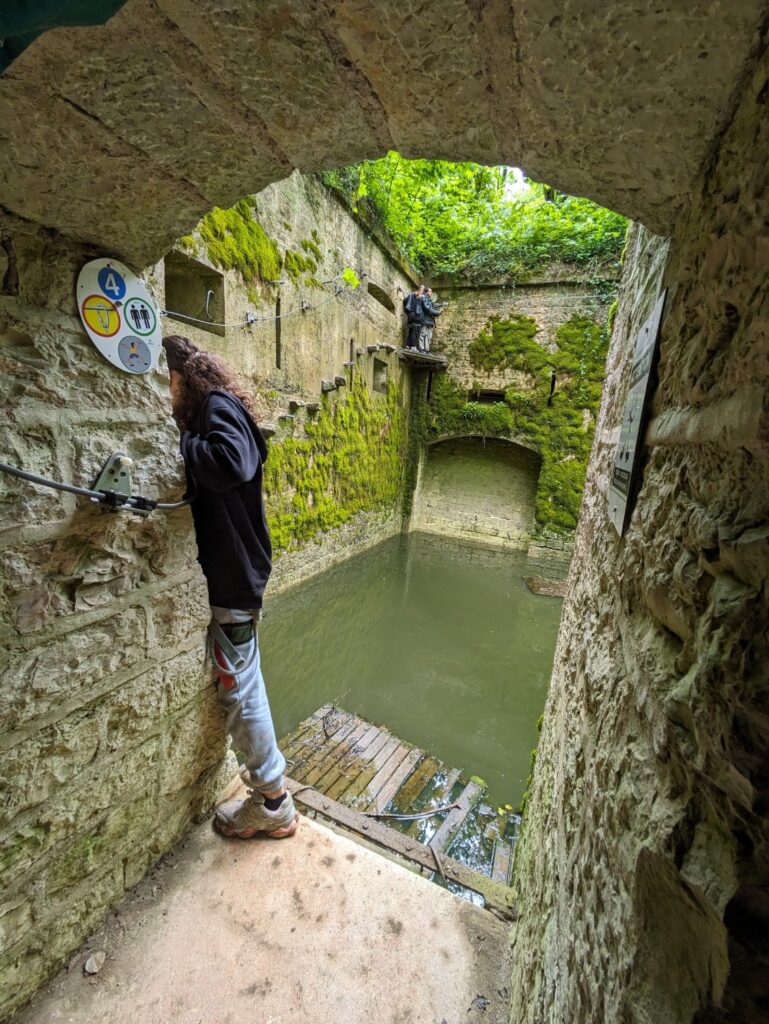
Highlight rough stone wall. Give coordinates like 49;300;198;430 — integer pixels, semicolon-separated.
432;275;613;394
511;39;769;1024
1;0;764;263
411;438;541;551
0;173;415;1019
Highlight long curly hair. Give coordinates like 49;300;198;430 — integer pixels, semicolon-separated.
162;335;257;431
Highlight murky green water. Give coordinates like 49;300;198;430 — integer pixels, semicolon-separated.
261;532;563;809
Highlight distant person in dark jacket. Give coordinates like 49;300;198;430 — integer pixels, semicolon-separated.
419;288;444;353
162;334;298;841
403;284;426;349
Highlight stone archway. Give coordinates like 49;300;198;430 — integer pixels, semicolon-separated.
410;435;542;550
0;1;763;266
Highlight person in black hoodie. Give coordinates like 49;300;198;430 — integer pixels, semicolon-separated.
162;335;298;840
402;284;426;349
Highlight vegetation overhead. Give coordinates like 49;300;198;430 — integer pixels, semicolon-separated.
322;152;627;281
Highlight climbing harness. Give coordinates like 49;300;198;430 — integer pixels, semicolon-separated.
207;614;261;678
0;450;193;517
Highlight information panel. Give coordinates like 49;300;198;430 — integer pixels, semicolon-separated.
76;258;162;375
608;289;667;537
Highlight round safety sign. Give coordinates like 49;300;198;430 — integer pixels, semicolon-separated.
76;258;162;375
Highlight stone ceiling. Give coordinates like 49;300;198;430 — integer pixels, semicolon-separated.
0;0;765;266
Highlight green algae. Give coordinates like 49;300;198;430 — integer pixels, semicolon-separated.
264;376;405;554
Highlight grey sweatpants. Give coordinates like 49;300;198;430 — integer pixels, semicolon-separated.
210;606;286;794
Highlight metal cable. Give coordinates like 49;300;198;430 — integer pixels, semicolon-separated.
0;459;192;513
160;270;367;329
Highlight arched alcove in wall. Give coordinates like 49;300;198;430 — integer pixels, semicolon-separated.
410;435;542;550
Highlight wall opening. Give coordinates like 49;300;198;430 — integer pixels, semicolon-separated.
164;251;225;337
470;389;506;404
367;280;396;313
373;357;389;394
411;437;542;550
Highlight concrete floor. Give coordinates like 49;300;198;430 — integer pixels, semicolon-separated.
14;809;513;1024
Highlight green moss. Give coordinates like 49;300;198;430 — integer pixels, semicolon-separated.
467;313;541;373
299;237;323;262
413;311;608;535
263;377;405;554
607;298;618;333
198;198;282;283
284;248;317;283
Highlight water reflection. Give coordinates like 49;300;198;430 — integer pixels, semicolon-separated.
261;532;563;807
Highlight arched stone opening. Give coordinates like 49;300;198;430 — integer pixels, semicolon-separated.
0;7;768;1024
0;1;763;264
410;435;542;550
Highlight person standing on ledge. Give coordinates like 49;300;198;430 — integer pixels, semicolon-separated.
403;283;426;350
418;287;444;353
162;334;298;840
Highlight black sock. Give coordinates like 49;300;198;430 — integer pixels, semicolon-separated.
264;792;287;811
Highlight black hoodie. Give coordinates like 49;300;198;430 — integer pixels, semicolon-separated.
180;389;272;609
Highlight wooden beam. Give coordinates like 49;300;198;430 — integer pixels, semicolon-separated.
428;780;484;853
302;720;371;787
389;755;440;812
314;724;382;793
339;735;401;804
286;778;517;922
491;841;513;885
287;711;356;776
323;730;392;802
367;747;423;813
358;743;414;811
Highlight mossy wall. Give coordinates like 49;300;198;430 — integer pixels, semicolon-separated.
263;377;405;555
413;309;608;535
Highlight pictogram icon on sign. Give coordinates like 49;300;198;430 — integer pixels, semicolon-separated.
118;337;153;373
123;297;157;336
81;294;121;337
76;258;162;376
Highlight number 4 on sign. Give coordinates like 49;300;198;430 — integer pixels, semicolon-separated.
97;265;126;300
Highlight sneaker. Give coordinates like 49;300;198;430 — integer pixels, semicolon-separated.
214;790;299;839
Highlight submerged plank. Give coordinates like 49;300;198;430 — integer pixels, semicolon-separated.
285;778;517;922
357;743;413;811
404;766;463;839
389;755;441;812
323;729;391;801
429;780;484;852
491;841;512;885
367;747;423;813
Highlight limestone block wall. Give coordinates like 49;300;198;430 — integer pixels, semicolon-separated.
411;438;542;551
431;274;614;394
510;41;769;1024
0;173;415;1019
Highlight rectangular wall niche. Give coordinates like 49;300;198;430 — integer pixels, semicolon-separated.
471;389;506;404
373;357;389;394
164;250;226;337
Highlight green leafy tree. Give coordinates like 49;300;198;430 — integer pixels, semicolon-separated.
323;153;627;280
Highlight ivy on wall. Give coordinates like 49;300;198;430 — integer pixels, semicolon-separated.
263;376;406;554
410;311;608;534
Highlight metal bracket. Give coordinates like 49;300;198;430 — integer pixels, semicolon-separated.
90;452;141;511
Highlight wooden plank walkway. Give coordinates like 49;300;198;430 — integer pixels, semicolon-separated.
280;706;517;914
